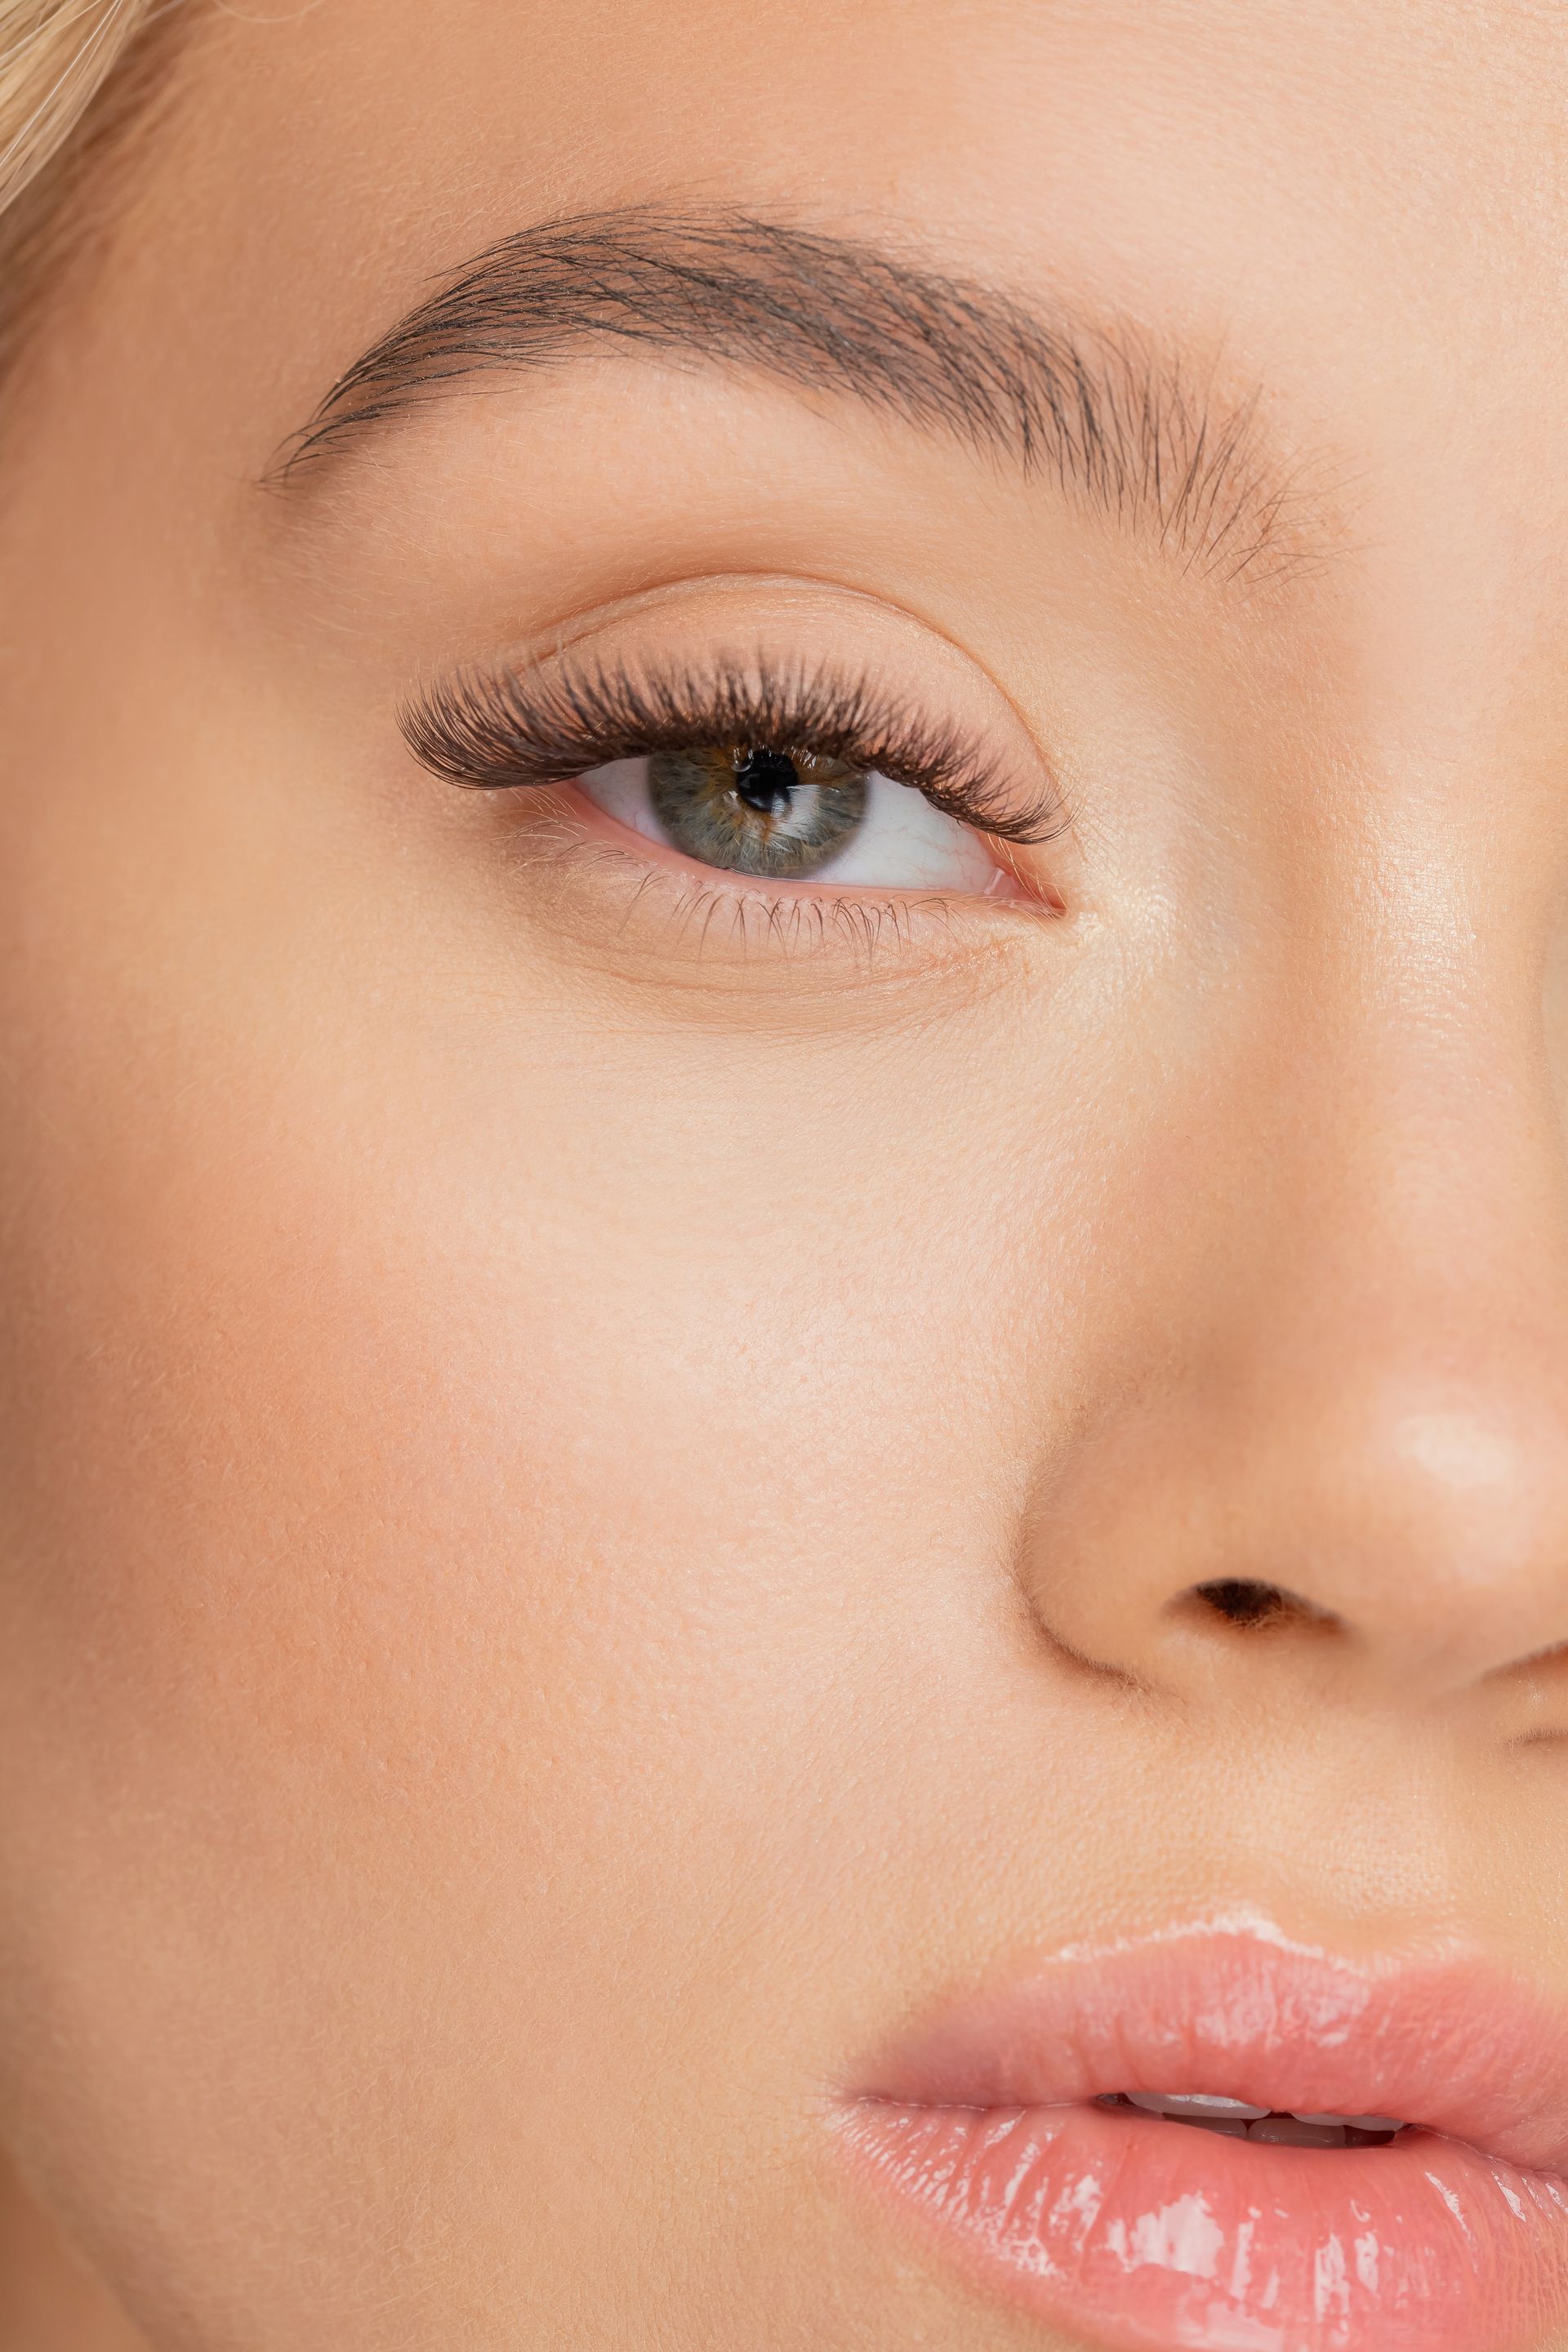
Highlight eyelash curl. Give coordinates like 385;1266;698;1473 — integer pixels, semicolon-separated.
400;650;1069;852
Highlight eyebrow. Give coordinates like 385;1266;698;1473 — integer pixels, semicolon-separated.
273;207;1316;584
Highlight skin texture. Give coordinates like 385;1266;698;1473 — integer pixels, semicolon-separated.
4;0;1568;2345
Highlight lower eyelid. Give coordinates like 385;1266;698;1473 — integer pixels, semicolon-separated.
475;780;1068;1000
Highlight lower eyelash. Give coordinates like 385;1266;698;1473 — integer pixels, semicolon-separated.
663;880;936;961
488;791;997;973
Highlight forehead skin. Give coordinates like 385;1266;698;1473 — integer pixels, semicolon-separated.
92;0;1568;556
6;5;1568;2352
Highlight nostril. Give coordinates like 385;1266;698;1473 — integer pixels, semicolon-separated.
1184;1579;1342;1633
1195;1579;1289;1627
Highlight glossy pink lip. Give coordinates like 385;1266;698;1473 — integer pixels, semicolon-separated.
837;1923;1568;2352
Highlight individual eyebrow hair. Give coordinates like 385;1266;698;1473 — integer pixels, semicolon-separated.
272;207;1319;583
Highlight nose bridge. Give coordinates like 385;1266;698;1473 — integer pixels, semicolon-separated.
1031;869;1568;1705
1268;829;1568;1344
1267;919;1566;1367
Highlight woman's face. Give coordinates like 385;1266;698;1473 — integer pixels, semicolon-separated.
6;4;1568;2348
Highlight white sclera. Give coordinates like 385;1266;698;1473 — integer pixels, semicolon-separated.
577;759;1004;892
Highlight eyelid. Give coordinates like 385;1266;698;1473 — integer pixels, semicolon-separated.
400;645;1068;850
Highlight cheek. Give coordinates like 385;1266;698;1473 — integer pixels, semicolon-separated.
0;909;1049;2340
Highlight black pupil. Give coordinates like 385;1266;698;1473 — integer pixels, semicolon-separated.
731;747;799;816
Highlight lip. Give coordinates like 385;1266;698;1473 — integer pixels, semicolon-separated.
835;1921;1568;2352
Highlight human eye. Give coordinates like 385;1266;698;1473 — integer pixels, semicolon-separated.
578;746;1015;891
400;647;1067;907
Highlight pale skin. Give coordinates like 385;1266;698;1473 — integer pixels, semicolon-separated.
4;2;1568;2345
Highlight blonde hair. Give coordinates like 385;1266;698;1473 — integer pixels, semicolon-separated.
0;0;163;220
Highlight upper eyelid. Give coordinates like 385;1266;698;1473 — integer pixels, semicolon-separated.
400;649;1068;847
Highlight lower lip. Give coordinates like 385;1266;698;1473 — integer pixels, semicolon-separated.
840;2097;1568;2352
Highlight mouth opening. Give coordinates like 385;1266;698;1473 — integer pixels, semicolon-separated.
1095;2092;1407;2147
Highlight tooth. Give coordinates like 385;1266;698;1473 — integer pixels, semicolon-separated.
1126;2093;1272;2119
1249;2118;1348;2147
1290;2112;1404;2132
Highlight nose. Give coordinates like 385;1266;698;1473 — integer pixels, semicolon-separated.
1022;923;1568;1711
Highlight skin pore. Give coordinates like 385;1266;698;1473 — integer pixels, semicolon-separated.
4;1;1568;2345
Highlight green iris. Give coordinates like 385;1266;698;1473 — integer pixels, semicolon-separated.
648;746;869;878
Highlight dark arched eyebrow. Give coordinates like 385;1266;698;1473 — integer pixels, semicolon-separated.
272;207;1316;584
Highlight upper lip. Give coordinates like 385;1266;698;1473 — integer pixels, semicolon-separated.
851;1915;1568;2178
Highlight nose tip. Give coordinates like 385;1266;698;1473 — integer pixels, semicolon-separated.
1356;1395;1568;1686
1025;1373;1568;1708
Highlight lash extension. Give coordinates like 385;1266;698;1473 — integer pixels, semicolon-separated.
400;648;1068;848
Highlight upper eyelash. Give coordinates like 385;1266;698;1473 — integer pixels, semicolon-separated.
399;650;1068;847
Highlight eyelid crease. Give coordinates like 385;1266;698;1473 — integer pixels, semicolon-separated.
399;648;1069;848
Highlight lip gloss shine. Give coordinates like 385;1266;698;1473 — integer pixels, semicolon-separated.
837;1923;1568;2352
